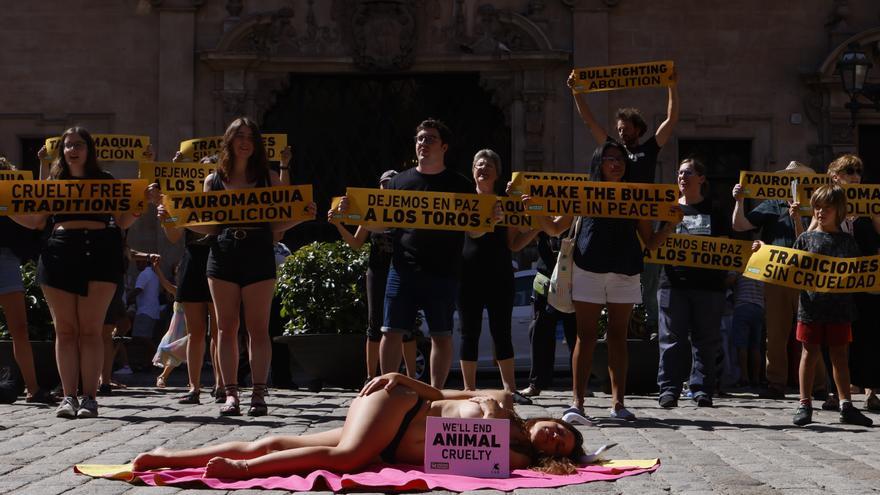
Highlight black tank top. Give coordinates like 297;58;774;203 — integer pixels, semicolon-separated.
209;170;271;230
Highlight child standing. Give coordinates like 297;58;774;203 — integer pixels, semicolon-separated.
787;185;872;426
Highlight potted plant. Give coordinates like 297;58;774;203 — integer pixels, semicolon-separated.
274;241;369;390
590;304;659;394
0;261;59;389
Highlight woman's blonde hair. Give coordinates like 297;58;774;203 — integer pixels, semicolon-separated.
810;184;847;226
827;154;863;177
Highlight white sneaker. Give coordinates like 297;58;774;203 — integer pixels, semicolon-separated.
562;407;596;426
113;365;133;376
76;396;99;418
55;396;79;419
609;406;636;421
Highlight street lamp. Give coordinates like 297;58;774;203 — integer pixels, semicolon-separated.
837;42;880;126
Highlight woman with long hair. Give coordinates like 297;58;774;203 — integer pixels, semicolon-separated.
11;127;152;418
132;372;586;478
170;117;314;416
530;141;673;419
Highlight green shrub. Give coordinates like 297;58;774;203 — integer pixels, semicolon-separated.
275;241;369;335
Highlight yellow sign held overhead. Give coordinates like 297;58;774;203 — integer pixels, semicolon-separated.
0;179;148;215
744;244;880;293
179;134;288;162
162;185;313;227
570;60;675;94
331;188;496;233
45;134;150;162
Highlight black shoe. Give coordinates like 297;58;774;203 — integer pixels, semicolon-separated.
512;391;533;406
821;394;839;411
694;393;713;407
840;402;873;427
811;389;828;401
659;394;678;408
793;405;813;426
177;390;201;405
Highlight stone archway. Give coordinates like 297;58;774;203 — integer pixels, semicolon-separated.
199;1;569;172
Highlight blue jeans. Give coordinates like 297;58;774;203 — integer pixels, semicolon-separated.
382;264;457;337
657;287;724;398
732;302;764;349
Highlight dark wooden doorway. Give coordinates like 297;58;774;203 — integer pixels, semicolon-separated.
859;125;880;184
263;73;511;249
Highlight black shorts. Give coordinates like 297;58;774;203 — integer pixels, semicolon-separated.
176;243;212;303
37;228;124;296
207;228;276;287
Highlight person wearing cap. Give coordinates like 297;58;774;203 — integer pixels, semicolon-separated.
732;161;827;400
328;169;419;382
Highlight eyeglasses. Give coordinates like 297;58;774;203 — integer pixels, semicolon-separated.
602;156;623;163
678;169;697;176
414;134;439;145
63;141;86;151
843;166;862;176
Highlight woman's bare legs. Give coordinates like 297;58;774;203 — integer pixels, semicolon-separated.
183;302;209;393
606;303;633;411
77;282;117;398
101;324;115;388
0;292;38;396
241;279;275;389
402;340;418;378
572;302;602;411
43;286;81;398
208;303;222;391
208;278;242;409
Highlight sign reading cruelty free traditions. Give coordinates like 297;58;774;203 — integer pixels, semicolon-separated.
424;417;509;478
138;161;214;193
179;134;288;162
162;185;314;227
331;188;496;233
0;179;148;215
45;135;151;162
644;234;754;272
524;179;680;222
744;244;880;293
570;60;675;94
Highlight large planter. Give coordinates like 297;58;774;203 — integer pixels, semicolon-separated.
590;338;659;395
274;333;366;390
0;340;60;391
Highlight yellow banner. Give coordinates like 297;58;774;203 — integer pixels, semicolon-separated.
331;188;496;233
508;171;590;197
0;179;148;215
179;134;288;162
570;60;674;94
497;195;531;229
45;134;150;162
138;161;213;194
644;234;753;272
744;244;880;293
738;171;830;205
524;179;680;221
162;185;313;227
839;184;880;217
0;170;33;180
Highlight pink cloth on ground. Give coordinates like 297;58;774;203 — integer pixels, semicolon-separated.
124;462;659;491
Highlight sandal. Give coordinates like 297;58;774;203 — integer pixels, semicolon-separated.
26;389;59;405
219;385;241;416
156;376;167;388
178;389;201;405
247;383;269;417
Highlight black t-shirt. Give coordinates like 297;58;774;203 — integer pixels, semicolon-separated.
660;199;729;291
535;231;566;278
792;231;860;323
744;200;807;248
573;217;643;276
386;167;474;275
607;136;661;184
462;225;512;278
367;230;394;273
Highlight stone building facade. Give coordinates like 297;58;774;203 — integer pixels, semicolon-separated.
1;0;879;257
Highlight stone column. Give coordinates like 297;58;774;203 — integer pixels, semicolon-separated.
571;1;611;168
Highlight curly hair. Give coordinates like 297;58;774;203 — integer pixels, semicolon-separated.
616;107;647;138
508;411;587;475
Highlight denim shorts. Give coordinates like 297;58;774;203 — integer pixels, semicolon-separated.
0;248;23;295
382;264;457;337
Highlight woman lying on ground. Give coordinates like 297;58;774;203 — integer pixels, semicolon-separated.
132;373;586;478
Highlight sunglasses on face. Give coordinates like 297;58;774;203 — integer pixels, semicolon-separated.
414;135;439;145
843;166;862;176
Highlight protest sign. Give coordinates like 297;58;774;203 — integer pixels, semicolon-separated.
524;179;680;222
138;161;214;193
179;134;288;162
162;185;313;227
424;417;509;478
570;60;674;94
839;184;880;217
45;134;150;162
0;179;148;215
0;170;33;180
331;188;496;233
497;195;531;228
744;244;880;293
738;171;829;211
508;171;590;196
644;234;753;272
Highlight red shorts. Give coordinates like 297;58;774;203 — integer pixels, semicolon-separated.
796;321;852;346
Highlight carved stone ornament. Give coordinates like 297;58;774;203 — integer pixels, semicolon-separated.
350;0;417;71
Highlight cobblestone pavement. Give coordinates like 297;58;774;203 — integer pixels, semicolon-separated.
1;374;879;495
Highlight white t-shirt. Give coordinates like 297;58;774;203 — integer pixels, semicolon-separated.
135;267;161;320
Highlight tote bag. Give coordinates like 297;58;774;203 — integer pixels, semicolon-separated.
547;217;581;313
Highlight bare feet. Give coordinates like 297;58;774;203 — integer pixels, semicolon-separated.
204;457;249;479
132;447;171;472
